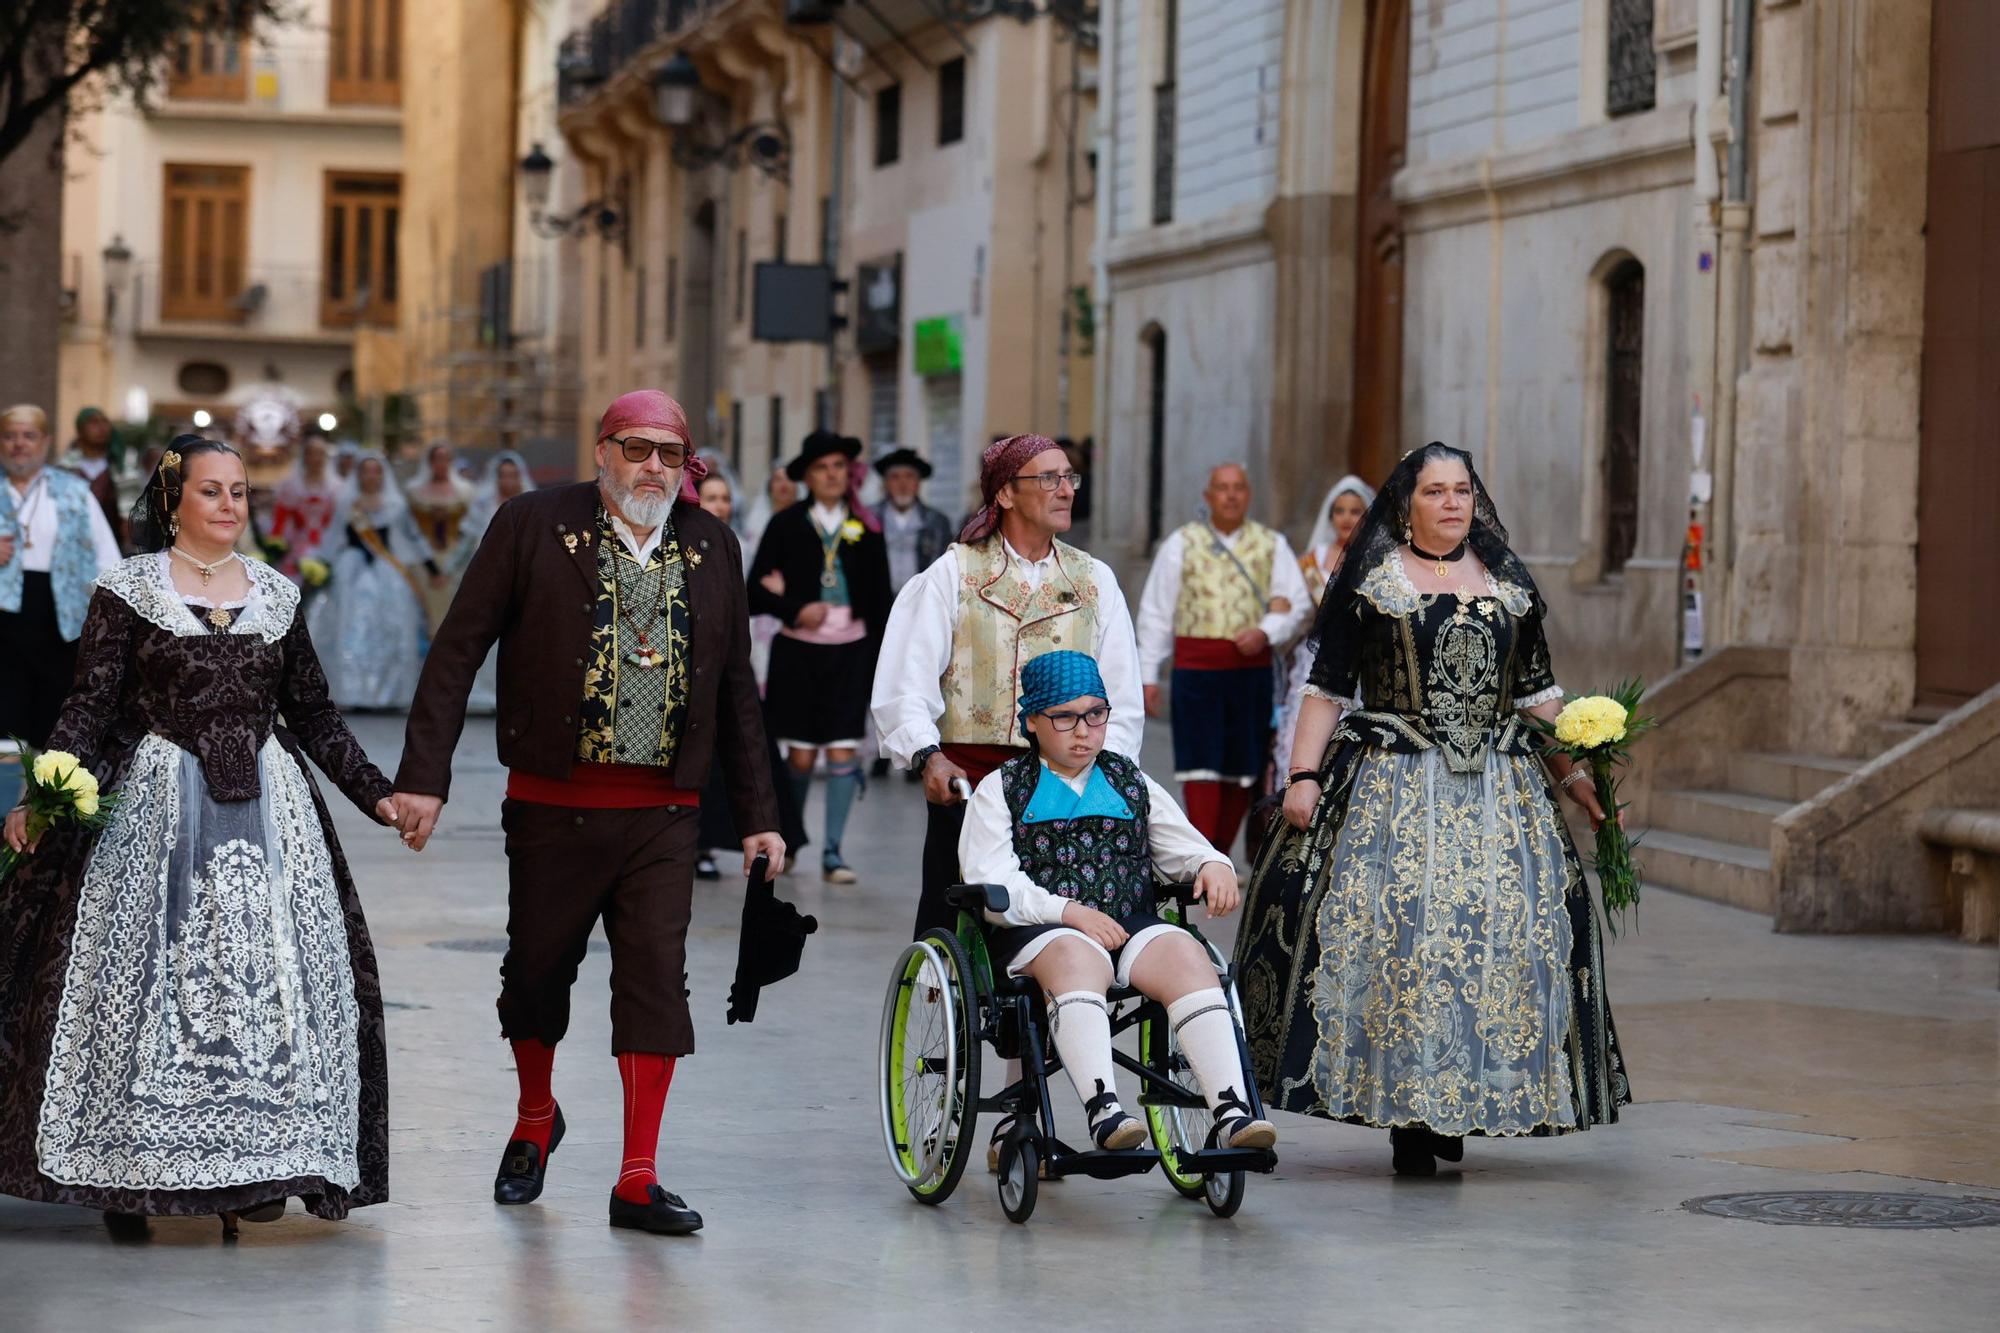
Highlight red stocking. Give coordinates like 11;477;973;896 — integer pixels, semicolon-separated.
1181;781;1224;848
1214;784;1254;856
509;1038;558;1152
614;1051;678;1204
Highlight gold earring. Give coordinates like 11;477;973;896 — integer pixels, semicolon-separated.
168;514;179;538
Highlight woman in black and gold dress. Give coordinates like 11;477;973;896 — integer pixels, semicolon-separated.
1235;443;1630;1177
0;436;397;1237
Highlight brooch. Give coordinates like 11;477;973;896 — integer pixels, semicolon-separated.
581;530;592;545
206;606;231;630
688;551;703;567
563;533;578;554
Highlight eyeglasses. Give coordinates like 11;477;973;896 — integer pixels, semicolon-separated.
1011;469;1084;493
1041;704;1112;732
608;435;692;466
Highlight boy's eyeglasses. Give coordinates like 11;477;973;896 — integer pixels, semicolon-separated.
608;436;692;466
1041;704;1112;732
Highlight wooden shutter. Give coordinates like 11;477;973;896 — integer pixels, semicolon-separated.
328;0;401;106
168;31;248;101
322;171;401;327
161;164;249;322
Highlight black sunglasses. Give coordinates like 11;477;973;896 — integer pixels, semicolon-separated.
607;435;692;466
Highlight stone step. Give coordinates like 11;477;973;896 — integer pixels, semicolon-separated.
1862;717;1929;758
1652;788;1792;847
1635;827;1776;914
1726;751;1864;803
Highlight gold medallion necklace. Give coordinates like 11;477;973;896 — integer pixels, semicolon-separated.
171;544;240;587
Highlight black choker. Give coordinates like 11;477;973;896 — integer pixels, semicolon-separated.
1409;539;1467;577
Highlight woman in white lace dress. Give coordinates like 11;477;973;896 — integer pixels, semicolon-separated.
0;437;397;1239
308;450;430;709
465;450;536;713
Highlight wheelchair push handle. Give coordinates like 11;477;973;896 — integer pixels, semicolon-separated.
950;777;974;803
1153;880;1203;910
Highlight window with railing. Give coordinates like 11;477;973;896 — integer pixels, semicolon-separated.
329;0;401;106
322;171;400;327
1606;0;1656;118
875;83;902;167
162;163;249;322
1601;258;1645;573
938;57;965;146
168;31;249;101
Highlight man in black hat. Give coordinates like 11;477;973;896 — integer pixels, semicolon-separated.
747;431;891;883
874;446;956;597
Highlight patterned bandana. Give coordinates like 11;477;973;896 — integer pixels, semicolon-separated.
1017;649;1108;738
958;433;1061;544
596;389;708;502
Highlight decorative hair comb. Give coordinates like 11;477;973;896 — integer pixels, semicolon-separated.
161;449;182;472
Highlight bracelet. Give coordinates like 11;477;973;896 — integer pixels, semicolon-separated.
1287;769;1320;788
1560;768;1591;790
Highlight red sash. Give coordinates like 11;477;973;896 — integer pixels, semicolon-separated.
507;763;702;810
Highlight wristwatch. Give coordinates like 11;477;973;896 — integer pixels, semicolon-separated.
910;745;942;774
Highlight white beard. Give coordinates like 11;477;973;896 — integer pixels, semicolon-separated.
600;469;675;530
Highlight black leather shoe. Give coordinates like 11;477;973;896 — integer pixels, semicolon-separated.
102;1211;151;1243
608;1184;704;1235
1428;1129;1465;1163
493;1104;565;1205
1389;1126;1437;1178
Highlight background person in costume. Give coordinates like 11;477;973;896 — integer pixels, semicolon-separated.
60;406;127;551
871;433;1143;939
308;451;430;710
0;404;124;747
466;450;538;714
406;441;479;634
1136;462;1309;855
1270;474;1376;779
269;434;344;579
1236;443;1630;1179
747;430;891;885
957;650;1275;1154
391;388;783;1237
0;435;399;1239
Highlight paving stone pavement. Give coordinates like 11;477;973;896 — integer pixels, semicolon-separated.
3;714;1997;1332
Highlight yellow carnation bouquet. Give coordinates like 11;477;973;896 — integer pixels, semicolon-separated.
1537;679;1655;934
298;556;332;608
1;740;121;884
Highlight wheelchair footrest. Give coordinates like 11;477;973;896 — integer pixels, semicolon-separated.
1175;1146;1278;1175
1041;1142;1161;1181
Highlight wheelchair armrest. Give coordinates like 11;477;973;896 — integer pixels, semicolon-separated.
945;882;1011;917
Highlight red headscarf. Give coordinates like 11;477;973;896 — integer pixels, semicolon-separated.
596;389;708;502
958;433;1060;544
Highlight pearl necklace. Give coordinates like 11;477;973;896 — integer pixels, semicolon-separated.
171;545;240;587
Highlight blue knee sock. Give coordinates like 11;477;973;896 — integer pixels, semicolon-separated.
822;763;863;865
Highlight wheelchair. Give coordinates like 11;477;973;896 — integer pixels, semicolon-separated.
877;880;1277;1224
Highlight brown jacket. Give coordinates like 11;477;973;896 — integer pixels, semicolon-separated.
395;480;779;834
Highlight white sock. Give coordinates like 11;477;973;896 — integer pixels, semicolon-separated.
1047;991;1123;1125
1168;988;1253;1120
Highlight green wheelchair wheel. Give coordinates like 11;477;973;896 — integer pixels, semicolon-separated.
879;928;981;1204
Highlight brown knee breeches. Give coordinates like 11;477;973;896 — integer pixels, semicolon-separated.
497;799;700;1054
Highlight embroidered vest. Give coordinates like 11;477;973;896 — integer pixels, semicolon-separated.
0;468;100;642
575;509;690;767
1172;520;1275;640
1001;750;1155;920
939;537;1102;746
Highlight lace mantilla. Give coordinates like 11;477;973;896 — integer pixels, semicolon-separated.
94;553;300;643
36;734;362;1191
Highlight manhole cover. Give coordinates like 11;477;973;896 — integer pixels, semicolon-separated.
427;938;608;954
1683;1191;2000;1229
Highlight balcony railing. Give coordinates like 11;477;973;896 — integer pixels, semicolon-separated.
559;0;717;105
130;261;384;341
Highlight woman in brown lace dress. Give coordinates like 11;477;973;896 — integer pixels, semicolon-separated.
0;437;397;1239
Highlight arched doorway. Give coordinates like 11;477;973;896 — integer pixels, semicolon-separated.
1348;0;1409;488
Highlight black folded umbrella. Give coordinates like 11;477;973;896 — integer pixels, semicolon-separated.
726;854;819;1025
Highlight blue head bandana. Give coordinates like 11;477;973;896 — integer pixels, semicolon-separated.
1018;650;1108;739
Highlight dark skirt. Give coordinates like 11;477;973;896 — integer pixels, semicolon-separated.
1169;664;1273;783
0;730;389;1219
764;634;876;746
1231;737;1631;1135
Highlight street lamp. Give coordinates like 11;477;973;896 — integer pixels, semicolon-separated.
650;51;793;183
318;412;338;432
101;234;132;324
517;142;624;241
651;52;700;128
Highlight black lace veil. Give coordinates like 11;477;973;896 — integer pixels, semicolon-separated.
1312;441;1541;655
129;434;243;554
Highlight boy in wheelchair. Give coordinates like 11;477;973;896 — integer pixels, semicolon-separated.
957;649;1279;1155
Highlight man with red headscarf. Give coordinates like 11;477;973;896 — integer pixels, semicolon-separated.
391;389;784;1236
871;434;1143;940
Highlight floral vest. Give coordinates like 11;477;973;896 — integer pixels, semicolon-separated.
0;468;100;642
574;509;690;767
939;537;1101;746
1172;520;1275;640
1001;749;1155;920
